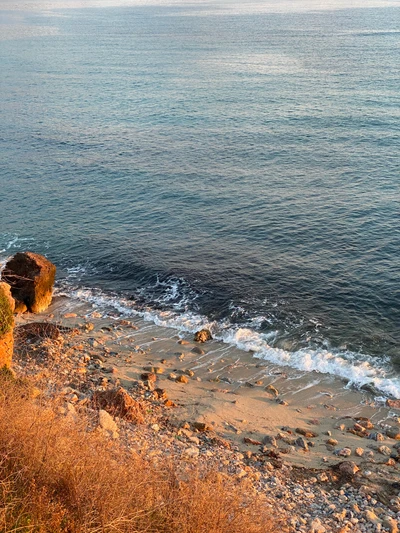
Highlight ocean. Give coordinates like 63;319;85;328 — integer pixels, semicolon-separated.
1;0;399;397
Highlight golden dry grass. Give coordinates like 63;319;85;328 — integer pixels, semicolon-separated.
0;371;278;533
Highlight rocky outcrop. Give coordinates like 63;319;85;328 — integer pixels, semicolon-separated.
193;329;213;343
93;387;145;424
0;282;15;368
2;252;56;313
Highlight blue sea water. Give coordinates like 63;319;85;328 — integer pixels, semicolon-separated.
1;0;399;395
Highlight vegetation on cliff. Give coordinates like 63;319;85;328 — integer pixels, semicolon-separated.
0;287;14;337
0;372;275;533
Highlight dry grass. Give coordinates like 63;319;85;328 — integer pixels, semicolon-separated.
0;370;278;533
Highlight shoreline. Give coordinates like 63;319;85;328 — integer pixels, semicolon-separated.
15;295;400;477
10;292;400;531
55;283;400;401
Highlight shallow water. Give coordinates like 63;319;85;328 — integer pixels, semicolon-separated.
1;0;399;395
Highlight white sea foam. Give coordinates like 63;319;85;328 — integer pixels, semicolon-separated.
63;286;400;399
0;235;36;269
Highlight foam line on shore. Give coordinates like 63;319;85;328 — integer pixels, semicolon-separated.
59;286;400;399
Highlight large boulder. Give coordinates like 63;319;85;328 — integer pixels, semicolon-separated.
2;252;56;313
0;282;15;368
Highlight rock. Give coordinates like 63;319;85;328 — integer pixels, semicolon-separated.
178;339;190;345
154;388;168;400
175;375;189;384
98;409;118;438
211;436;231;449
143;366;159;373
265;384;279;397
310;518;326;533
183;446;199;458
185;369;195;377
244;437;262;446
390;497;400;512
355;447;364;457
191;346;204;355
192;422;212;432
383;517;398;533
0;282;15;368
2;252;56;313
368;432;384;441
355;417;374;430
386;428;400;440
326;438;338;446
364;510;381;525
386;399;400;409
337;461;359;476
378;445;391;456
338;448;352;457
141;372;157;383
263;435;277;447
296;428;318;438
193;329;212;343
93;387;145;423
295;437;309;450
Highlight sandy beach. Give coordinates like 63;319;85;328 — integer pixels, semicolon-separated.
11;296;400;531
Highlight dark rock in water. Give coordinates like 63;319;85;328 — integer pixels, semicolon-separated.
193;329;212;343
2;252;56;313
0;282;15;368
93;387;145;423
360;382;380;395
